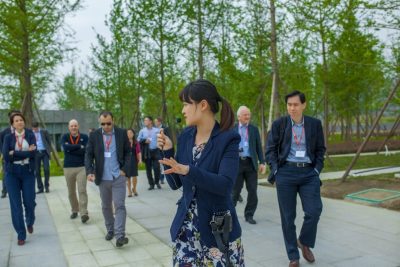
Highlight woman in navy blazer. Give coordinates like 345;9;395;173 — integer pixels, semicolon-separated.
158;79;244;266
2;113;37;246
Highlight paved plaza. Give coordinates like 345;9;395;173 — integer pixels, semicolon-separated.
1;170;399;267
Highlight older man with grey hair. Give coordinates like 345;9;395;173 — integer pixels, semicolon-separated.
232;106;266;224
61;119;89;223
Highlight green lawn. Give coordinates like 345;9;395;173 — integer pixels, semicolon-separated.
323;153;400;172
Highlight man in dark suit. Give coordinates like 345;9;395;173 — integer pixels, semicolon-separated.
137;116;161;190
232;106;266;224
85;111;130;247
32;122;53;193
0;110;23;198
266;90;326;267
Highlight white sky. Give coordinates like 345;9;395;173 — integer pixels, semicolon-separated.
45;0;112;109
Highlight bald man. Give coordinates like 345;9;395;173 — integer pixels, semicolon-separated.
61;119;89;223
232;106;266;224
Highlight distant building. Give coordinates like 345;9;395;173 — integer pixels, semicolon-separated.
0;110;98;151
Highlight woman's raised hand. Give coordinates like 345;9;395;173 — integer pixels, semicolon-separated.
157;129;173;150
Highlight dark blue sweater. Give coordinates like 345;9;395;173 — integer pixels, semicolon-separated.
61;133;88;168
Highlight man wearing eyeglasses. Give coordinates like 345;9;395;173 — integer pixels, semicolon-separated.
85;111;131;247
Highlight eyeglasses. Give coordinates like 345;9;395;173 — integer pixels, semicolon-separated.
101;122;112;126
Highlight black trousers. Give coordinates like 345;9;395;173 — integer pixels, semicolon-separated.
145;149;161;186
1;161;6;194
232;158;258;218
35;150;50;190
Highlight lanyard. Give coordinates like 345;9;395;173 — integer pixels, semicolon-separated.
69;133;80;145
292;126;304;147
15;134;25;151
239;125;248;142
103;134;112;152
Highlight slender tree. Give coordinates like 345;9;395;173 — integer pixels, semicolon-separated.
0;0;80;126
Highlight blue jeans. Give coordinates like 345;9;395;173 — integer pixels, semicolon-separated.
275;165;322;261
5;164;36;241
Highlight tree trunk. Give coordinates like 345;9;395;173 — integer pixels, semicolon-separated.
267;0;280;133
197;0;204;79
159;19;167;120
321;37;329;147
19;0;34;127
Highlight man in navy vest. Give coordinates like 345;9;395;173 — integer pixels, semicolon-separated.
266;90;325;267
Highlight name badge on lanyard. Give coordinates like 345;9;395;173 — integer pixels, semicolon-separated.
103;134;112;158
292;125;305;158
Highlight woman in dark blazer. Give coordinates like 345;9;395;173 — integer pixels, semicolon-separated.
2;113;37;246
158;79;244;266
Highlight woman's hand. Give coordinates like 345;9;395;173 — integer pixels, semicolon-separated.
29;144;36;151
159;157;189;175
157;129;173;150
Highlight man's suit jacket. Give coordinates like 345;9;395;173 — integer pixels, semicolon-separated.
85;127;130;185
265;115;326;184
234;123;265;171
163;122;242;247
34;129;52;155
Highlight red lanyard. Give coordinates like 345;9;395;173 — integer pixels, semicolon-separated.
15;134;25;151
292;126;304;147
103;134;112;151
239;125;248;142
69;133;80;145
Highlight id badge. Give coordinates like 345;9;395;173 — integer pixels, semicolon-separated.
104;152;111;158
295;150;306;158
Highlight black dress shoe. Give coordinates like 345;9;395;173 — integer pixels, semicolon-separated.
70;212;78;219
1;192;6;198
156;183;161;189
245;217;257;224
116;237;129;247
36;190;44;194
105;231;114;241
45;188;50;193
148;186;154;190
81;214;89;223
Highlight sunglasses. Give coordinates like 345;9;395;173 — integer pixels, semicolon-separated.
101;122;112;126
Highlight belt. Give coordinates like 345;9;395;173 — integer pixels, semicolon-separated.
240;156;251;161
13;161;29;166
285;161;311;167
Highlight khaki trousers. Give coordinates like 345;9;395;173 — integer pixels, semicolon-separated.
63;166;88;215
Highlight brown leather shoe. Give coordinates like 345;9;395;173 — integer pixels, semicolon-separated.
289;260;299;267
297;240;315;263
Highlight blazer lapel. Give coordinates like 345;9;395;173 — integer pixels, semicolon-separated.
284;116;292;144
305;116;311;153
189;122;219;166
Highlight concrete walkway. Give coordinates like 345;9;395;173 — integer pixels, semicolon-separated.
1;170;400;266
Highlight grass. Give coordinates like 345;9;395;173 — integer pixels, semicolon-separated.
323;153;400;172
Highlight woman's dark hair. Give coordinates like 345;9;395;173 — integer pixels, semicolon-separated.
10;113;25;125
285;90;306;104
127;128;137;145
179;79;234;131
